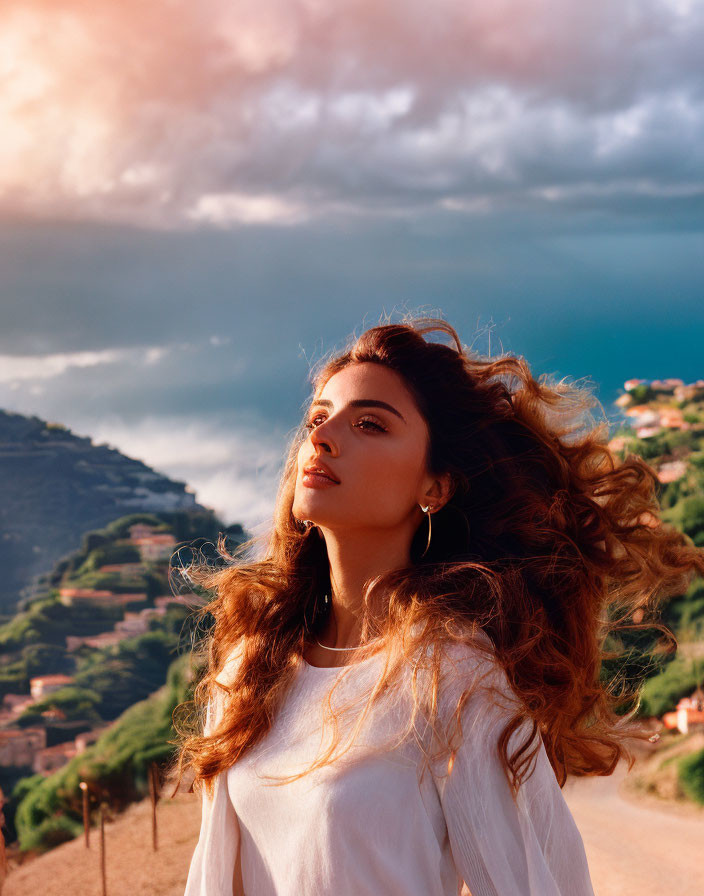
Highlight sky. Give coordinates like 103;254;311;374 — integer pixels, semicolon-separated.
1;0;703;534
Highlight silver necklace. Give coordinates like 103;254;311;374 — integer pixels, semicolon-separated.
315;639;383;651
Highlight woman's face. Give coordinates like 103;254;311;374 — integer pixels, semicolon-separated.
292;362;435;533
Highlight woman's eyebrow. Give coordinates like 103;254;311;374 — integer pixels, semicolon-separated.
310;398;407;424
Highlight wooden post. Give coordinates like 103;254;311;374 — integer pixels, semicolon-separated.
149;762;159;851
79;781;90;847
99;802;107;896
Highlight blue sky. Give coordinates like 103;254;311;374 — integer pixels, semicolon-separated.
1;0;702;532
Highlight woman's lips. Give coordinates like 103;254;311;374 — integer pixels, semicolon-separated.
302;471;340;488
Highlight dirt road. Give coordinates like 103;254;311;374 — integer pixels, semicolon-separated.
562;758;704;896
4;759;704;895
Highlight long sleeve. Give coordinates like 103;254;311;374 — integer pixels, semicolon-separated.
184;686;242;896
430;643;595;896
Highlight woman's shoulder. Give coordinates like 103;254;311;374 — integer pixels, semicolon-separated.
432;628;499;676
430;630;522;715
213;638;246;688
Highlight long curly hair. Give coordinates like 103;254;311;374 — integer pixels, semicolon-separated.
168;313;704;803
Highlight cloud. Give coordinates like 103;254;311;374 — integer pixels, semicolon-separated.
186;192;310;226
0;0;702;229
0;342;198;386
0;347;141;383
86;411;289;532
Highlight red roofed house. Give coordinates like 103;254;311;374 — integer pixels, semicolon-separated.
30;674;74;701
662;686;704;734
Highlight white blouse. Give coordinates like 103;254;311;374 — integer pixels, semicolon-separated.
184;636;595;896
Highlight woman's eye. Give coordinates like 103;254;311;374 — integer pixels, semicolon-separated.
356;417;386;432
304;415;325;431
304;415;386;433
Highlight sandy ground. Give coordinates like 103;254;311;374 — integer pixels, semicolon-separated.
563;757;704;896
4;756;704;896
3;780;202;896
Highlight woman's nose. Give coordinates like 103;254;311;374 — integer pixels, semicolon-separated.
310;421;337;455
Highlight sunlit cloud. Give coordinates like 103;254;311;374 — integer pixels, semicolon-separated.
0;0;701;229
186;192;310;226
0;347;137;383
87;412;287;531
0;341;196;385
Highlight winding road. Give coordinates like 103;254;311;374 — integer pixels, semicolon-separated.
562;758;704;896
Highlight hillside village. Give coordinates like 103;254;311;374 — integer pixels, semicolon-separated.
606;376;704;743
0;520;206;781
608;377;704;478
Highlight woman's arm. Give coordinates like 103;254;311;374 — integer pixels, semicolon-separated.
431;644;595;896
184;689;242;896
233;836;245;896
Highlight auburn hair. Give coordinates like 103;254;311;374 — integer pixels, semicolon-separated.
168;313;704;803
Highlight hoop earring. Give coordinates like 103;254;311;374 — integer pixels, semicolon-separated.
419;503;433;557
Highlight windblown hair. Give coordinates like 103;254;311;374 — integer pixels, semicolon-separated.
168;314;704;804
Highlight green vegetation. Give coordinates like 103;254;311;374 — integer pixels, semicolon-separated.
17;686;103;724
0;506;239;696
12;652;196;853
70;630;186;720
662;579;704;639
0;595;123;653
637;655;703;717
679;748;704;804
627;384;656;403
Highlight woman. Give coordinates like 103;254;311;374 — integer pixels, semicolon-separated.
172;315;704;895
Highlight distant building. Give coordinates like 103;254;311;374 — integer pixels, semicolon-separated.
674;382;704;402
33;741;77;776
59;588;147;608
40;706;67;721
127;523;177;561
66;630;130;651
2;694;35;715
154;593;202;609
98;563;146;575
75;725;111;755
115;611;150;635
608;436;629;453
128;523;158;539
650;378;685;392
134;535;177;562
626;406;659;426
30;674;74;701
662;686;704;734
635;425;661;439
657;460;688;483
0;728;46;766
659;408;688;430
59;587;113;604
624;379;648;391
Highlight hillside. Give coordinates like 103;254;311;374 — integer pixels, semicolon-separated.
0;511;247;856
0;409;210;616
608;376;704;643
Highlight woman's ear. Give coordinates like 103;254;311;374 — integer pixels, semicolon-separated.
420;471;456;511
441;471;457;504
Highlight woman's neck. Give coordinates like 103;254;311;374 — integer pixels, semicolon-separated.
316;525;412;645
